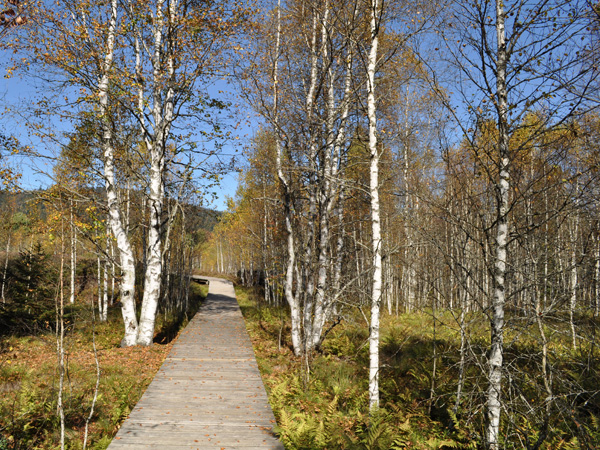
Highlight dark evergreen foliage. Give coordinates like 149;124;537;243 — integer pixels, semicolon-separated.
0;243;59;335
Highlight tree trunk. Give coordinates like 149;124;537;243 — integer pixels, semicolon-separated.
57;230;66;450
99;0;138;345
367;0;382;411
592;234;600;317
110;239;115;306
137;150;164;345
70;201;76;304
487;1;508;447
569;186;579;350
309;1;353;349
454;306;466;414
136;0;176;346
97;254;104;321
2;234;10;303
102;255;109;322
272;0;302;356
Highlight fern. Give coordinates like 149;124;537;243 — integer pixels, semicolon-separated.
390;436;411;450
581;414;600;450
275;408;328;449
551;437;580;450
365;415;387;448
425;437;460;449
344;409;402;450
314;418;327;448
270;374;302;407
445;408;477;449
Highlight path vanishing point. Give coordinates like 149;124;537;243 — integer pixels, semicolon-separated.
108;276;284;450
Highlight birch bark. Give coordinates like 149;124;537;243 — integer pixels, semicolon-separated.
98;0;138;345
102;255;109;322
596;234;600;317
486;0;508;446
136;0;177;345
569;181;579;350
97;255;103;321
272;0;303;356
2;234;10;303
70;201;76;304
309;2;353;350
367;0;383;411
300;7;321;352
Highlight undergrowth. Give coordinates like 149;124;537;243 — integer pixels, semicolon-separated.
237;287;473;450
237;286;600;450
0;282;208;450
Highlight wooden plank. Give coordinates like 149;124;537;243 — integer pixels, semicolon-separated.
108;277;283;450
111;443;283;450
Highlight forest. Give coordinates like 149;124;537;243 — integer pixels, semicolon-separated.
2;0;600;448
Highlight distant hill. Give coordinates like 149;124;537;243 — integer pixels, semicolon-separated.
0;188;221;234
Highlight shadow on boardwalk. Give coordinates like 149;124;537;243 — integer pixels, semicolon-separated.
108;276;284;450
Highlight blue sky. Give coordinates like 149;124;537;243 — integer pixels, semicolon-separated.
0;57;249;212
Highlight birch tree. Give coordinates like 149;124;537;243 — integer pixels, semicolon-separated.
435;0;596;446
271;0;303;355
240;0;362;356
365;0;383;411
99;0;139;344
117;0;244;345
12;0;246;345
11;0;141;344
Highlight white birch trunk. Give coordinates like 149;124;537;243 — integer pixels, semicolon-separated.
70;201;76;304
454;306;466;414
403;91;417;313
57;238;65;450
2;234;10;303
262;180;268;300
310;0;338;349
367;0;382;411
102;255;109;322
136;151;164;345
487;2;508;446
592;234;600;317
300;6;321;352
569;206;578;350
332;185;346;307
136;0;176;346
535;273;553;438
304;0;356;349
273;0;302;355
97;255;104;321
110;239;115;306
99;0;138;345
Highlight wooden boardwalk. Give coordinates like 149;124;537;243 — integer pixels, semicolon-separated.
108;276;284;450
